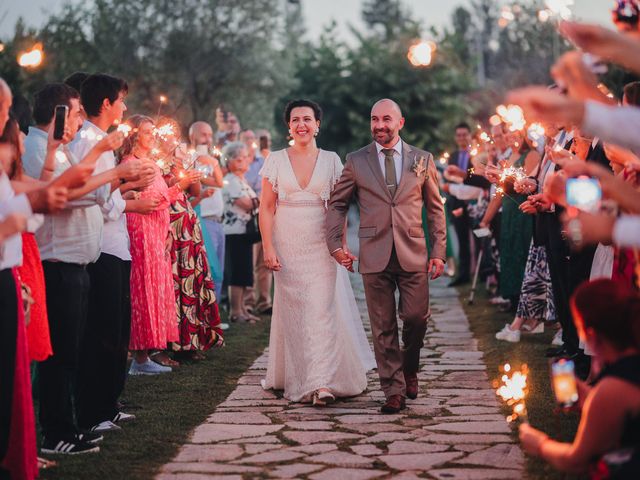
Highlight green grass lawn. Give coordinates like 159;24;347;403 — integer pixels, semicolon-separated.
457;284;581;480
39;317;271;480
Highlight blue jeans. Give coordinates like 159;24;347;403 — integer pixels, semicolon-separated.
202;218;225;301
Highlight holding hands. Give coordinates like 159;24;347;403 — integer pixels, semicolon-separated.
331;247;358;273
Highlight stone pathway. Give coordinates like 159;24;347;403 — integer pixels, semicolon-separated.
157;275;524;480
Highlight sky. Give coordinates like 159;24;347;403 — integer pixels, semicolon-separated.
0;0;612;40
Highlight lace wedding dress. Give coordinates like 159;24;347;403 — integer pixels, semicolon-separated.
260;149;376;402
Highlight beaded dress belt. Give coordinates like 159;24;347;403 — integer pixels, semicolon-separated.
278;199;325;207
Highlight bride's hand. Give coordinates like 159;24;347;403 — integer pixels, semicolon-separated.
263;246;282;271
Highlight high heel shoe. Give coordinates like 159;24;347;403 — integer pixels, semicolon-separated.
312;392;326;407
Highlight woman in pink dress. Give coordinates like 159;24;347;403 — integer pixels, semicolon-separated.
120;115;200;375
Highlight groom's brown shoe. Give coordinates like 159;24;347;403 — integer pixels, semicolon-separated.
404;371;419;400
381;395;406;414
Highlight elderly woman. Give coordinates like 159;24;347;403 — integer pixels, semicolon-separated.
222;141;259;323
520;279;640;478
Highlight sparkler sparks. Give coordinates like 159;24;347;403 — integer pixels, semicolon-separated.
18;43;44;68
495;363;530;423
407;40;436;67
496;104;526;132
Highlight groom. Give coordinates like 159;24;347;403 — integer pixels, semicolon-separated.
326;99;447;414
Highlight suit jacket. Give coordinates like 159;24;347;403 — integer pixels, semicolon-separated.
326;141;447;274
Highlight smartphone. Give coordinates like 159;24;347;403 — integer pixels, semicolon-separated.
53;105;68;140
473;227;491;238
551;359;579;408
566;177;602;212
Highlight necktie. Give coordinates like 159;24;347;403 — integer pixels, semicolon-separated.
382;148;397;196
459;151;469;172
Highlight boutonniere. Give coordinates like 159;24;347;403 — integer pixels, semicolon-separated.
412;155;428;178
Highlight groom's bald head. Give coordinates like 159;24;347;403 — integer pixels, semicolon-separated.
371;98;404;147
371;99;403;117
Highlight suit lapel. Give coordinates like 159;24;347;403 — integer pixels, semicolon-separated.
366;143;392;200
394;141;414;199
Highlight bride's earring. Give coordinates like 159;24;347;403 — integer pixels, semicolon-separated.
314;129;319;137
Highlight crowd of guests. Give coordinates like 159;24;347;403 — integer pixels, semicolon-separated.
0;71;274;478
441;3;640;477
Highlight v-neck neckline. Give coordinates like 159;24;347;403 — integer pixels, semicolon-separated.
284;148;322;191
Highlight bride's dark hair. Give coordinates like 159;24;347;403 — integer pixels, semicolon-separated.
283;99;323;125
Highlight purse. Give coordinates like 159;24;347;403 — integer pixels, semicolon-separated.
245;197;261;243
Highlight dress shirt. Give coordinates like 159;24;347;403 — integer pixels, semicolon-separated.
457;150;470;172
0;173;32;269
583;101;640;153
375;139;403;185
22;126;107;264
245;155;265;196
613;215;640;248
69;120;131;261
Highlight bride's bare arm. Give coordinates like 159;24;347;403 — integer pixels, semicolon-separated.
259;178;281;271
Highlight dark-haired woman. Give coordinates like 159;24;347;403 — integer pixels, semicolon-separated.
259;100;375;405
520;278;640;478
480;130;539;310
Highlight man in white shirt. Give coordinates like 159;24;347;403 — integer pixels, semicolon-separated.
69;73;159;433
190;121;226;302
23;82;142;454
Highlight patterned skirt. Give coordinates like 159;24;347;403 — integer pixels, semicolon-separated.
516;241;556;322
169;196;224;351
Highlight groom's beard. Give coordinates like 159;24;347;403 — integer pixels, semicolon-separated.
373;128;394;145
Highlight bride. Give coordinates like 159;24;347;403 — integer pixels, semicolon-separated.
259;99;376;406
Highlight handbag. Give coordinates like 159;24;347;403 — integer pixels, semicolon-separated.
245;197;261;243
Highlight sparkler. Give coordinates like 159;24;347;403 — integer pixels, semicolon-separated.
18;43;44;69
496;104;526;132
156;95;168;120
544;0;574;20
407;40;436;68
527;123;546;149
495;363;530;423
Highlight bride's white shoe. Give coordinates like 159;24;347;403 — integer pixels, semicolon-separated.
312;389;335;407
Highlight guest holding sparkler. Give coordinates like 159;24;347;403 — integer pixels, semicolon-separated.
167;124;224;361
120;115;202;373
520;279;640;478
480;129;539;312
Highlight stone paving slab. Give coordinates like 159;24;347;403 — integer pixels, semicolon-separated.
158;268;523;479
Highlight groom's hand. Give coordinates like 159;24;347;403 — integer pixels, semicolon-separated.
332;248;358;273
428;258;445;280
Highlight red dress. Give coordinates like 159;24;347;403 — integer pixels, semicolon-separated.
0;269;37;480
169;192;224;351
19;232;53;361
124;156;181;350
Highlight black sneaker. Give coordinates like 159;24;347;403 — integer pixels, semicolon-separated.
76;430;104;445
41;437;100;455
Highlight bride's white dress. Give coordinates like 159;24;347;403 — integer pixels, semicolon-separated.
260;148;376;402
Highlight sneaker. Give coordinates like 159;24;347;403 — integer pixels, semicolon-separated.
128;359;172;376
552;329;563;346
495;324;521;343
489;296;510;305
90;421;122;432
41;437;100;455
112;411;135;423
220;322;230;330
75;431;103;444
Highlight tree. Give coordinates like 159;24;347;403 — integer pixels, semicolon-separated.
276;3;474;157
6;0;297;132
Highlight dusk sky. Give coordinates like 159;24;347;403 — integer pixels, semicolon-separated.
0;0;612;41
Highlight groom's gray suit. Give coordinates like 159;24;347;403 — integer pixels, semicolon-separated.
326;140;446;399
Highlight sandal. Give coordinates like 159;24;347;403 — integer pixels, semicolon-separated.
150;352;180;367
